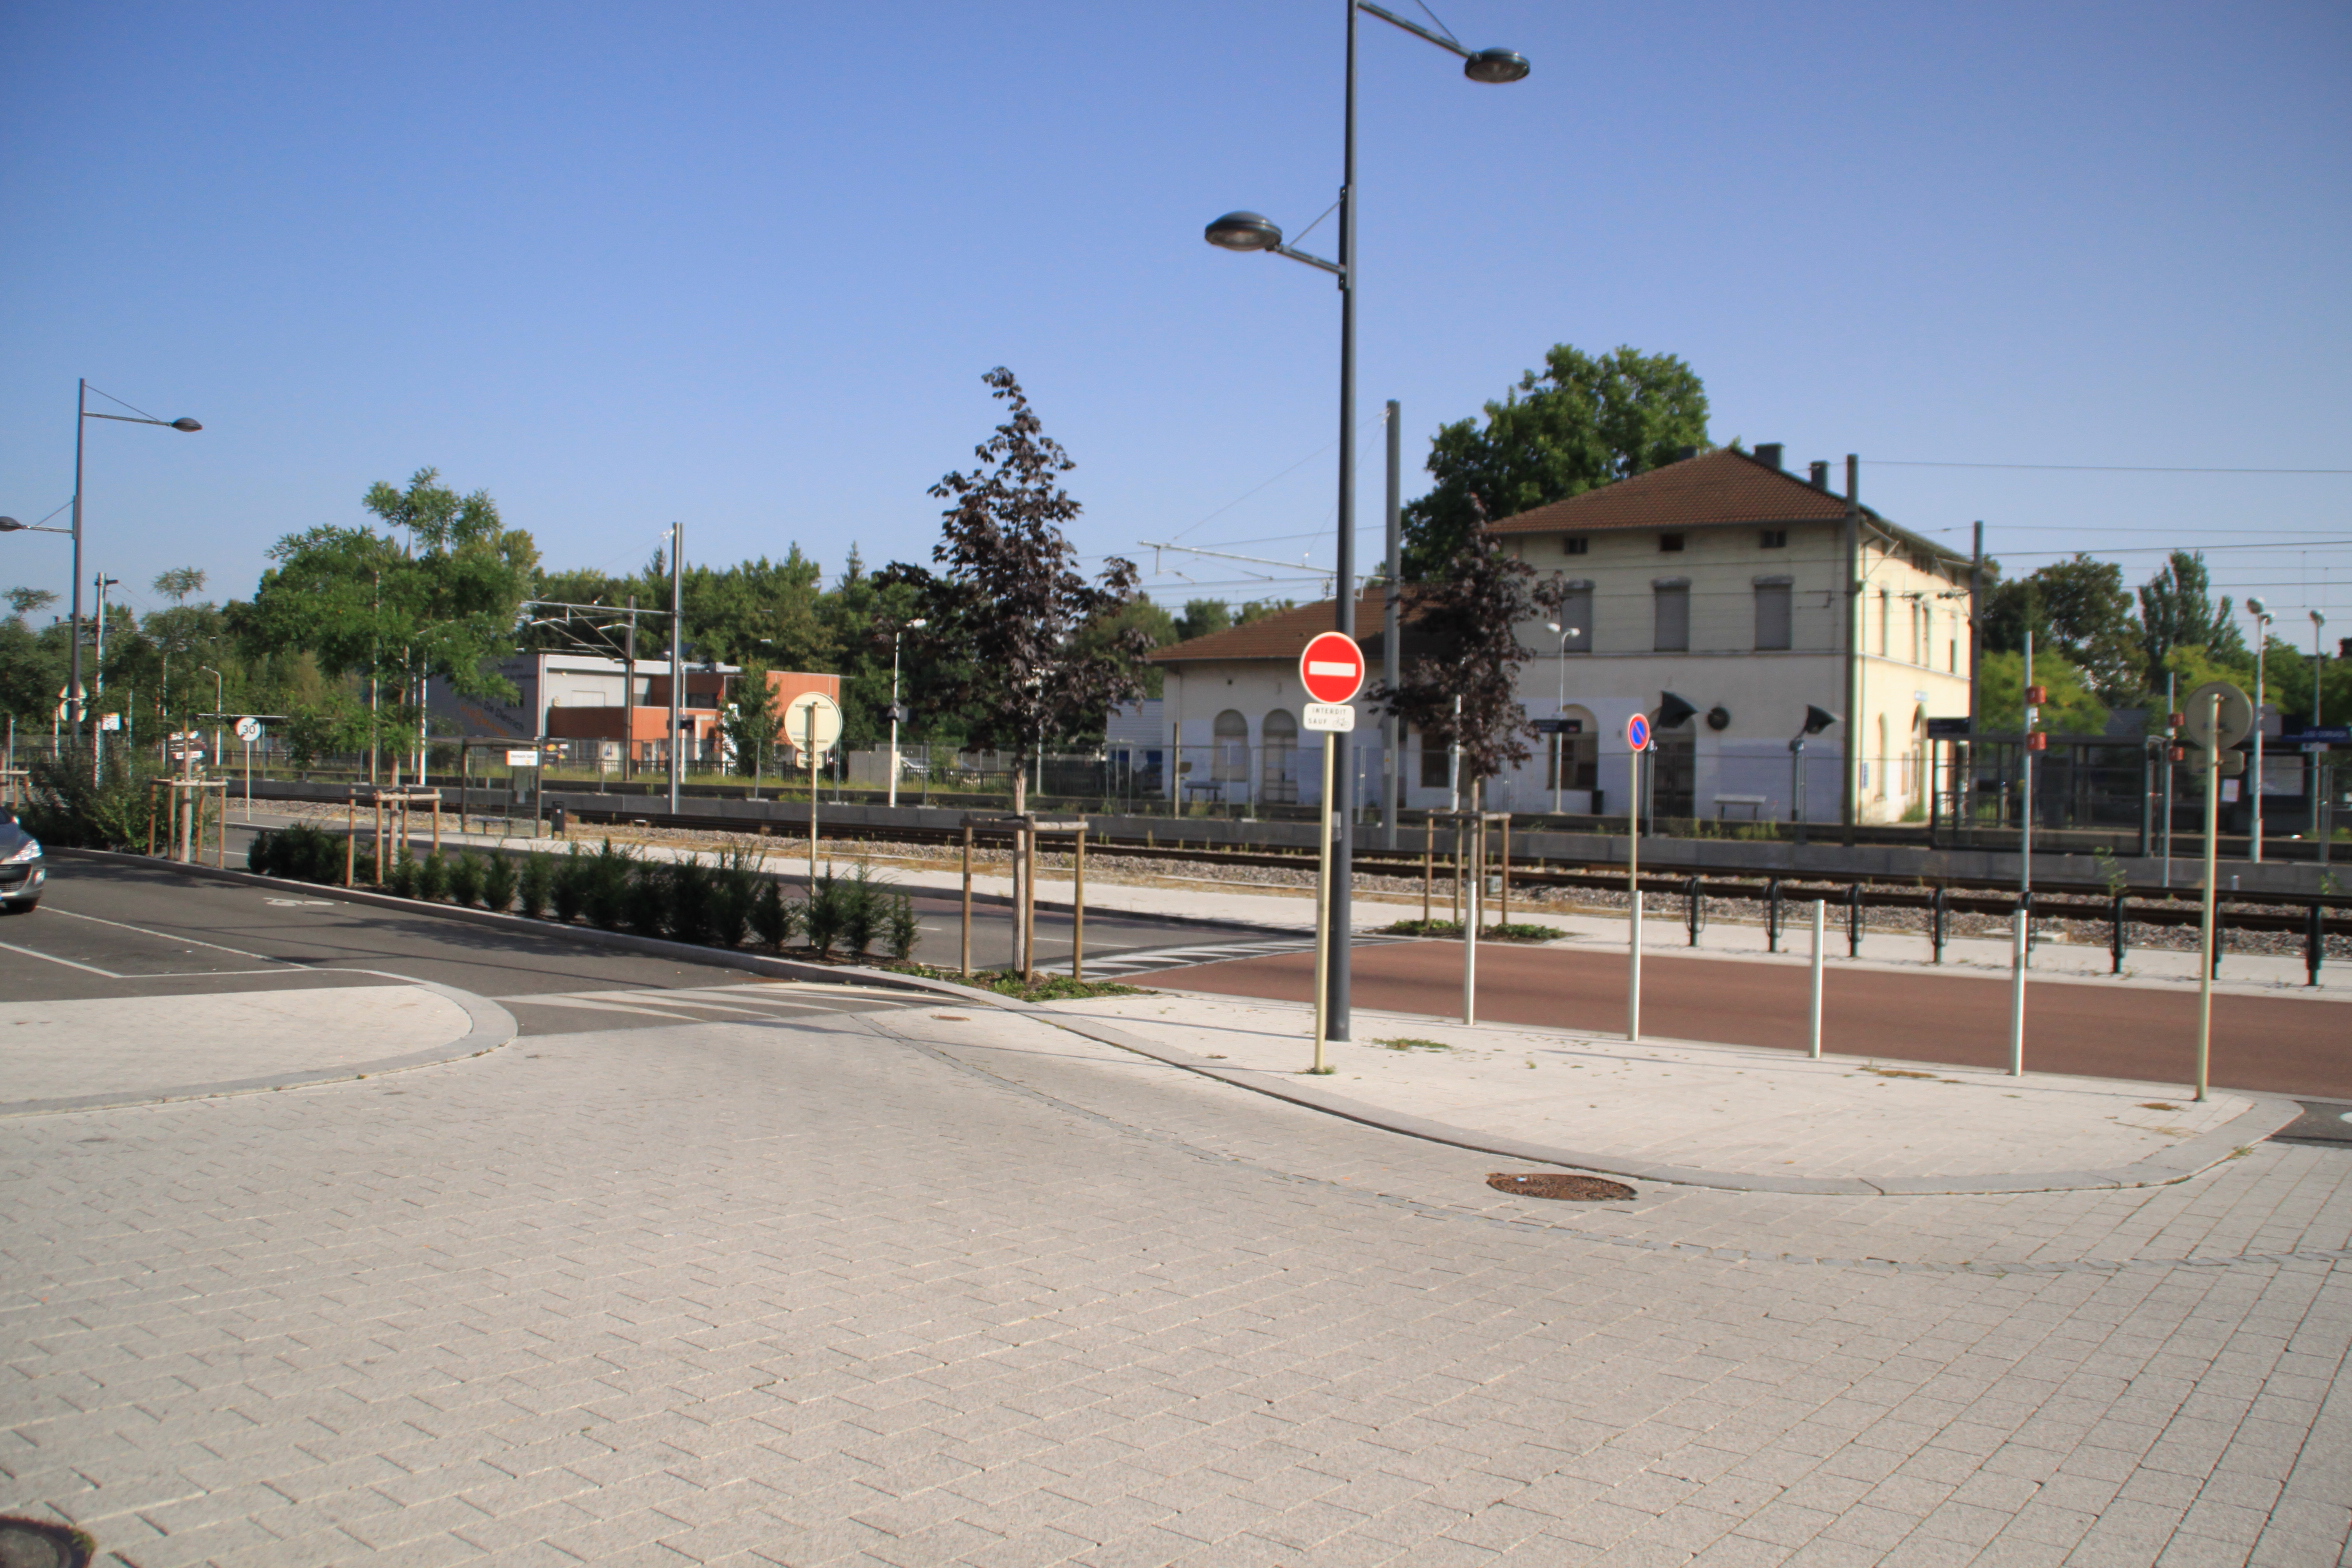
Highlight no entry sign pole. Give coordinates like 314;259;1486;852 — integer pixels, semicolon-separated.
1302;632;1365;1074
1626;712;1651;1043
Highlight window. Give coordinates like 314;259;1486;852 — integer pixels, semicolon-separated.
1260;709;1299;804
1759;529;1788;549
1419;727;1453;789
1877;589;1890;657
1659;533;1686;552
1562;535;1589;556
1653;581;1690;651
1559;582;1593;653
1212;710;1249;783
1754;581;1793;651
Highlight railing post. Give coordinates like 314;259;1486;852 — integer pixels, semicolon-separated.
1808;899;1826;1059
1766;877;1781;954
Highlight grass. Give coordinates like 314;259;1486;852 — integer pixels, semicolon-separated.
1378;919;1560;942
1374;1037;1452;1052
883;961;1150;1004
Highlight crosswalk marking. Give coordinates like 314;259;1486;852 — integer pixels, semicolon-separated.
1046;933;1414;979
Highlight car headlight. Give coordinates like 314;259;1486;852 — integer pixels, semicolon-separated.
3;838;39;864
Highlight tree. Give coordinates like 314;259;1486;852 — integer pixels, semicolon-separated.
2138;551;2247;691
152;567;207;604
1981;555;2142;701
247;471;538;771
884;368;1152;813
1403;343;1711;578
1978;650;2108;737
1372;531;1566;799
7;587;59;621
1176;599;1231;642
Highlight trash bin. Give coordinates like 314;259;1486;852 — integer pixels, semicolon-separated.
550;804;568;837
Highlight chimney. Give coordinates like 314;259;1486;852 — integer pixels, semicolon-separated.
1675;444;1701;462
1808;460;1829;489
1754;443;1783;471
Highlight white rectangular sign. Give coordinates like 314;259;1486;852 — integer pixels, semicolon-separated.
506;749;540;768
1303;702;1355;733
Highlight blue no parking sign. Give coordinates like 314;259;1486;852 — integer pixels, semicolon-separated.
1626;713;1651;752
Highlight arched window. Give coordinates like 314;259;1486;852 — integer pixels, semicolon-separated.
1212;710;1250;783
1875;714;1890;799
1261;709;1299;804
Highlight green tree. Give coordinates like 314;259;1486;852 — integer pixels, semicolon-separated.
1981;555;2142;701
1403;343;1711;578
247;471;538;769
152;567;207;604
2138;551;2247;691
1176;599;1231;642
723;657;785;786
1978;650;2108;736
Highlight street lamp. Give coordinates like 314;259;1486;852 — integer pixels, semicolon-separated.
1205;0;1528;1040
1789;704;1839;845
888;618;928;809
1544;619;1580;815
200;665;225;781
2313;611;2329;730
2248;597;2273;862
27;382;205;751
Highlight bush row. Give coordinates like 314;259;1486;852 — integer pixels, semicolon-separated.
246;828;918;961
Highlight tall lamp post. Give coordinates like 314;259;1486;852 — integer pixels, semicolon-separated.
2248;598;2272;862
1205;1;1528;1039
2315;610;2332;861
1544;619;1579;815
888;618;928;808
66;384;203;745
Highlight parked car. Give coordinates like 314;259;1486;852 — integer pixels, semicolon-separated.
0;808;43;914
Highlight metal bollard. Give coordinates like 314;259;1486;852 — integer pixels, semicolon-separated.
1808;899;1826;1059
1766;878;1782;954
2009;909;2028;1077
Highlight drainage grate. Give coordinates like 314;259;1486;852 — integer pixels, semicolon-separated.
0;1516;95;1568
1488;1172;1636;1202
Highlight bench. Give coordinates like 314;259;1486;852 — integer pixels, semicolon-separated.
1712;794;1767;822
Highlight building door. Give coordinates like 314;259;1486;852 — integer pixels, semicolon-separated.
1260;709;1299;804
1653;728;1697;819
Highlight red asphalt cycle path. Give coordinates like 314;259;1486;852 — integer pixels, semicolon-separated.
1161;940;2352;1100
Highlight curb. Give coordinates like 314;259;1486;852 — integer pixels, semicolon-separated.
52;848;972;999
933;991;2307;1196
0;975;517;1119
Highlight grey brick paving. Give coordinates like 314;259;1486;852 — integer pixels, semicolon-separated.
2;999;2348;1567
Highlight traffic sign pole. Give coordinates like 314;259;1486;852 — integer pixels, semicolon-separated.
1300;632;1364;1069
2197;690;2220;1102
1626;713;1650;1042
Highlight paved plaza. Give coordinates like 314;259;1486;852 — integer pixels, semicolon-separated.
2;862;2349;1566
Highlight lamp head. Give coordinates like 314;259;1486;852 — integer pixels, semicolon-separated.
2247;596;2267;618
1544;621;1560;634
1462;47;1531;84
1803;704;1838;735
0;518;22;532
1204;211;1283;252
1654;691;1699;730
170;418;202;432
2312;610;2327;628
908;618;929;629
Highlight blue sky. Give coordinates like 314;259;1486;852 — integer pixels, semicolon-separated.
3;1;2347;640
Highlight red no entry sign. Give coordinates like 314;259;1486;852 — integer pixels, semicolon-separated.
1299;631;1366;705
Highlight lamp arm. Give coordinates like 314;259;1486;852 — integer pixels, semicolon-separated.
81;411;177;427
1357;1;1469;58
1272;243;1345;278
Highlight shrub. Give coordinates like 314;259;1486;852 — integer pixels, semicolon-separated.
550;846;589;924
750;878;795;950
416;851;451;903
584;840;635;931
386;854;420;899
710;852;759;949
623;860;669;938
886;894;921;963
445;852;485;909
480;852;518;914
246;828;278;876
841;865;887;958
802;874;843;957
666;857;715;945
21;748;158;851
517;852;555;919
352;850;377;885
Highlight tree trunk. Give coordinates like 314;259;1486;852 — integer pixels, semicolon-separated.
1010;755;1028;977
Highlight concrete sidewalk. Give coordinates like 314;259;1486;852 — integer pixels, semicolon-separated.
969;986;2302;1197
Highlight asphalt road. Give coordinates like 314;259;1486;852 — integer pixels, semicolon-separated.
1162;938;2352;1101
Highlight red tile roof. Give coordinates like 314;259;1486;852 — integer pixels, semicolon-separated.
1148;587;1421;665
1486;447;1853;534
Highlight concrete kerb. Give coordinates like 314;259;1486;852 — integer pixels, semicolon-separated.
0;972;516;1119
50;849;2308;1192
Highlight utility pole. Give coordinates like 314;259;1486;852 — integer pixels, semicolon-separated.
623;595;637;782
1383;398;1401;850
668;524;684;815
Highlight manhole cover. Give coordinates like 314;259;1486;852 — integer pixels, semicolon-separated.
1487;1172;1636;1202
0;1518;92;1568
